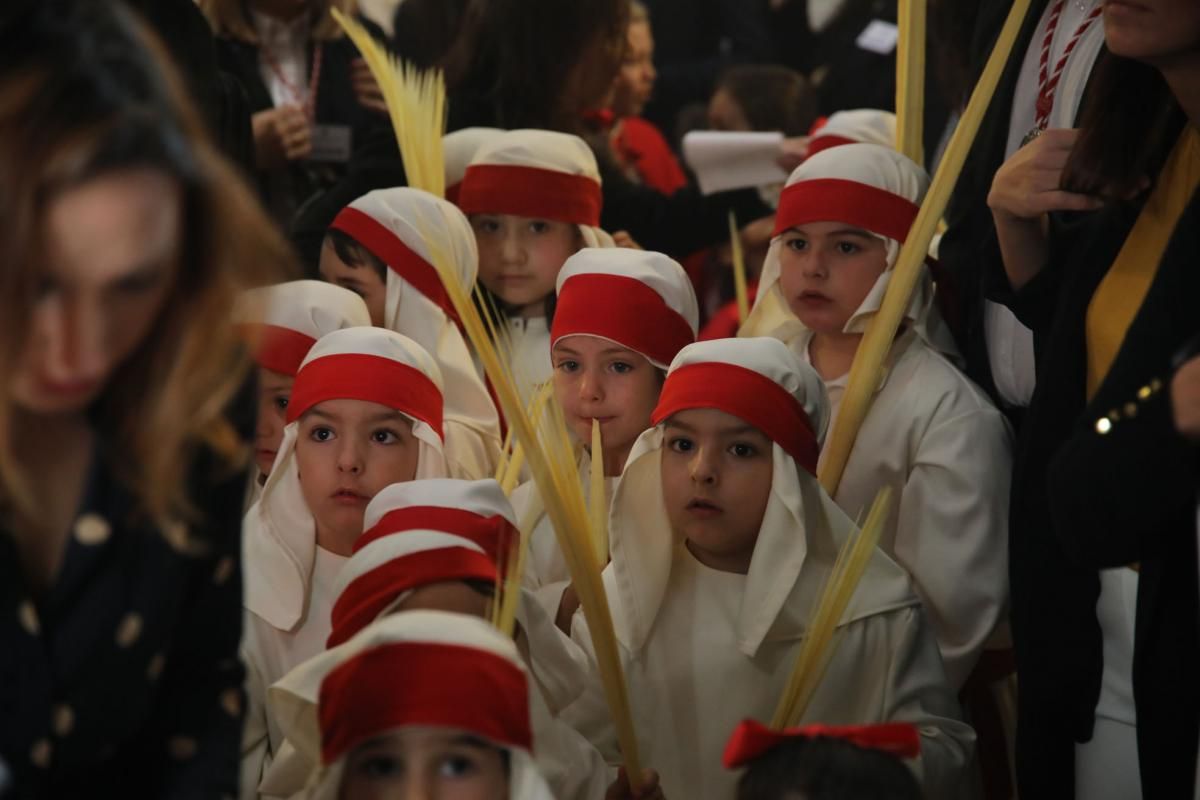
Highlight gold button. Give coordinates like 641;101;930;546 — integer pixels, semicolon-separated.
168;736;198;760
115;613;143;648
17;601;39;635
219;688;241;718
52;704;75;736
147;652;167;682
212;556;234;586
73;513;111;546
29;738;52;768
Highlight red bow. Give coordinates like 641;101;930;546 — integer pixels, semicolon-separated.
722;719;921;768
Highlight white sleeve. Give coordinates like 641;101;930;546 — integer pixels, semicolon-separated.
530;681;616;800
239;630;270;800
894;406;1012;689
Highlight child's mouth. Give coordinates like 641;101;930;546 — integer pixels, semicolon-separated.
686;498;722;517
796;290;832;306
332;488;368;505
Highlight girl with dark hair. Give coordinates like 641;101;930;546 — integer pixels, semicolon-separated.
0;0;291;795
987;2;1200;796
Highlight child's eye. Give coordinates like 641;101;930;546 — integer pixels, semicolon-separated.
358;754;401;779
309;426;334;442
786;237;808;252
729;442;758;458
273;395;289;412
472;217;501;235
528;220;550;234
371;428;401;444
437;754;479;778
610;361;634;374
667;437;694;453
556;359;580;373
836;241;861;255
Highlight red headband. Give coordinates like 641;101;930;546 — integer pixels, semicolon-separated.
723;719;921;768
357;507;516;568
319;642;531;764
446;181;463;206
327;547;498;648
772;178;920;242
287;353;444;440
237;323;316;377
652;362;819;475
330;207;460;326
804;134;857;159
458;164;603;227
551;273;695;367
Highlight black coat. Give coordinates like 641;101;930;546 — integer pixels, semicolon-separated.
989;185;1200;798
0;433;251;798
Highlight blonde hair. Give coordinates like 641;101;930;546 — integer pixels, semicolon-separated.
199;0;358;44
0;3;294;532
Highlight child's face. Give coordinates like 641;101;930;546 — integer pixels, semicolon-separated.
255;367;294;478
319;239;387;326
339;726;508;800
707;88;750;132
552;336;662;475
470;214;582;318
660;408;774;574
295;399;421;551
777;222;889;335
395;580;492;620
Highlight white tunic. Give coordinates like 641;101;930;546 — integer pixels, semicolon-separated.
241;546;347;799
507;316;553;408
796;328;1012;689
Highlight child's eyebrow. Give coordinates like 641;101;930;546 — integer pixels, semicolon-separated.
665;418;762;437
366;409;406;424
784;225;874;239
304;408;338;422
448;734;494;750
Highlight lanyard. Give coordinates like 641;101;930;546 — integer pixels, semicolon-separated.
260;41;324;120
1034;0;1103;130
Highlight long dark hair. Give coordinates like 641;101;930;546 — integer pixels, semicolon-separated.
443;0;629;133
1063;50;1185;200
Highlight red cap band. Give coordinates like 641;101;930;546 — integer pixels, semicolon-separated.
357;506;516;569
723;718;921;768
330;207;460;327
287;353;444;440
458;164;602;227
652;363;819;475
319;642;531;764
327;548;499;648
237;323;316;377
804;134;857;159
446;182;463;206
772;178;920;242
551;273;695;367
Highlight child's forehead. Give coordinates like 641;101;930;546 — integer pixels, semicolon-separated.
301;398;409;422
258;367;295;390
357;725;499;751
663;407;769;438
782;221;877;238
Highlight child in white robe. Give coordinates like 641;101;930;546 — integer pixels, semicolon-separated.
513;248;699;620
566;336;974;799
320;187;504;480
457;128;617;404
240;327;450;796
739;143;1011;690
267;611;557;800
233;280;371;486
260;478;612;800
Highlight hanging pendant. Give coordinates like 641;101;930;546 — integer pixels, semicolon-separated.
1021;126;1045;148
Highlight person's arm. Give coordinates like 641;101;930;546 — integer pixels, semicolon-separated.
892;406;1013;690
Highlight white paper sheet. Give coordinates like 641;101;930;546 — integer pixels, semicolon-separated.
682;131;788;195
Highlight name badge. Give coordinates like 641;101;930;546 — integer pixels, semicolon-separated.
309;124;352;164
856;19;899;55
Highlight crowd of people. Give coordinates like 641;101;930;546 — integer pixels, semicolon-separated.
1;0;1198;798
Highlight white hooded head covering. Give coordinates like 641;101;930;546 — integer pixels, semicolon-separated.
738;143;957;360
330;188;503;479
605;337;912;658
552;248;700;371
243;327;450;632
233;280;371;376
444;127;504;205
269;611;555;800
458;128;616;249
805;109;897;158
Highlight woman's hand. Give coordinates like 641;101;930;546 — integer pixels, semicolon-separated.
606;767;666;800
1171;354;1200;442
251;105;312;169
613;230;643;250
352;59;388;115
776;136;810;173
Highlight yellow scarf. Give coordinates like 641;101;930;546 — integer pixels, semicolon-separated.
1085;126;1200;401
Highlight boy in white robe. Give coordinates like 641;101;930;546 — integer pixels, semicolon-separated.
320;187;504;480
260;478;614;800
240;327;450;797
566;337;975;799
513;248;699;621
266;611;558;799
457;129;617;404
740;143;1011;691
